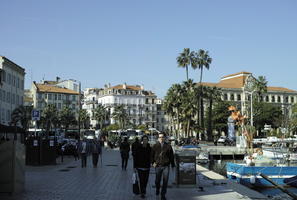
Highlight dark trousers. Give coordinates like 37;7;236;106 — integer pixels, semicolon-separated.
155;166;170;197
137;169;150;195
81;153;87;168
121;156;128;169
92;153;99;167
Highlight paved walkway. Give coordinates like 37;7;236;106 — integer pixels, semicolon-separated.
0;148;268;200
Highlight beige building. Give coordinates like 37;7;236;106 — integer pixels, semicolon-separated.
30;81;80;113
0;56;25;126
202;71;297;120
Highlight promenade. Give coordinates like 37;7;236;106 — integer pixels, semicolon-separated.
1;147;267;200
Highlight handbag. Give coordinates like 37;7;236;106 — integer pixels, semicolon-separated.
132;171;140;195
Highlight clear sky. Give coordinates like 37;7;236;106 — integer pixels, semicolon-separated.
1;0;297;98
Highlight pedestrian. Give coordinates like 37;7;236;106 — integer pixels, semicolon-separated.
120;137;130;170
78;138;90;168
131;137;140;168
73;141;79;161
91;139;102;167
151;133;175;200
134;135;151;199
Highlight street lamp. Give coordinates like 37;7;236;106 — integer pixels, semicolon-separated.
245;90;255;127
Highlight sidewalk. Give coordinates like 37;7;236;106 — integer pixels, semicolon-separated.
0;148;267;200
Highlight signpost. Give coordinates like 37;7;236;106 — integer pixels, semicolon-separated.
32;110;40;137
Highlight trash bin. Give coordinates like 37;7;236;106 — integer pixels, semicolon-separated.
175;150;196;185
40;139;57;165
25;137;40;165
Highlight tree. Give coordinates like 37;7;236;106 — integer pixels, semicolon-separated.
253;102;283;136
289;103;297;134
93;104;108;129
11;105;33;139
176;48;195;81
253;76;268;102
59;106;77;133
41;104;59;137
204;86;222;141
211;101;233;136
112;105;129;130
193;49;212;132
79;109;90;129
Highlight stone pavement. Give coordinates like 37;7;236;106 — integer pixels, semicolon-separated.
0;148;268;200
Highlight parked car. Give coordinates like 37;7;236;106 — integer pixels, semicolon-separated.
217;136;226;144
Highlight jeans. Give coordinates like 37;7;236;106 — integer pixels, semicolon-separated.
155;166;169;196
137;169;150;195
92;153;99;167
81;153;87;168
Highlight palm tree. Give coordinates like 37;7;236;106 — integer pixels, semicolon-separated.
163;83;183;138
204;86;221;141
41;104;58;137
93;104;108;130
112;105;129;130
177;48;196;81
11;105;33;139
253;76;267;102
59;106;77;133
194;49;212;132
79;109;90;129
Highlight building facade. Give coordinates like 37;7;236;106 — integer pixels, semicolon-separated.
202;71;297;120
0;56;25;126
83;83;159;130
30;80;80;114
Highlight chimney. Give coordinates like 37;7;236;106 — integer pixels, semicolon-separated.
123;83;127;89
140;85;144;90
56;76;60;82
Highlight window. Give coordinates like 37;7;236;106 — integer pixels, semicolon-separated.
58;103;62;109
58;94;61;100
237;94;241;101
224;94;228;100
285;96;288;103
54;94;57;100
8;73;11;85
291;97;294;103
265;96;269;102
48;93;52;100
13;75;16;86
2;70;6;82
277;96;281;103
38;93;42;99
2;90;6;102
17;77;20;88
12;94;15;104
72;95;76;101
7;92;10;103
16;95;19;105
271;96;275;102
230;94;234;101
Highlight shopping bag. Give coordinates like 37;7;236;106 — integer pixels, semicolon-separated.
132;172;140;195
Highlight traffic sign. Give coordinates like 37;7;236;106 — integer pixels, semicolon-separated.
32;110;41;121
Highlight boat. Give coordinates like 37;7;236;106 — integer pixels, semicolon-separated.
262;146;297;162
226;162;297;188
284;175;297;187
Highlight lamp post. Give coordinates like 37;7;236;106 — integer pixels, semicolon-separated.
246;90;255;127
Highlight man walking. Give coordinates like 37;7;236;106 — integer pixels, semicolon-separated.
91;139;102;167
78;138;90;168
151;133;175;200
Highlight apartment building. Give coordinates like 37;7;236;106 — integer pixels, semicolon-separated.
0;56;25;126
83;83;159;129
30;80;80;113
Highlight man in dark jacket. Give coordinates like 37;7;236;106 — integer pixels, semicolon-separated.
151;133;175;200
134;135;151;199
132;137;141;168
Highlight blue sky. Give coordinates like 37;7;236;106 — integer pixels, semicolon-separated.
1;0;297;98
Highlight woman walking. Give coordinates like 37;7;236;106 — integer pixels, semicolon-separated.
134;135;151;199
120;137;130;170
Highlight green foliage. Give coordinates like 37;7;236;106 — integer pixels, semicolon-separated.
211;101;233;133
59;106;77;132
11;105;33;131
135;124;147;131
253;102;283;134
112;105;129;129
290;103;297;134
108;133;120;143
79;109;90;129
104;124;120;131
